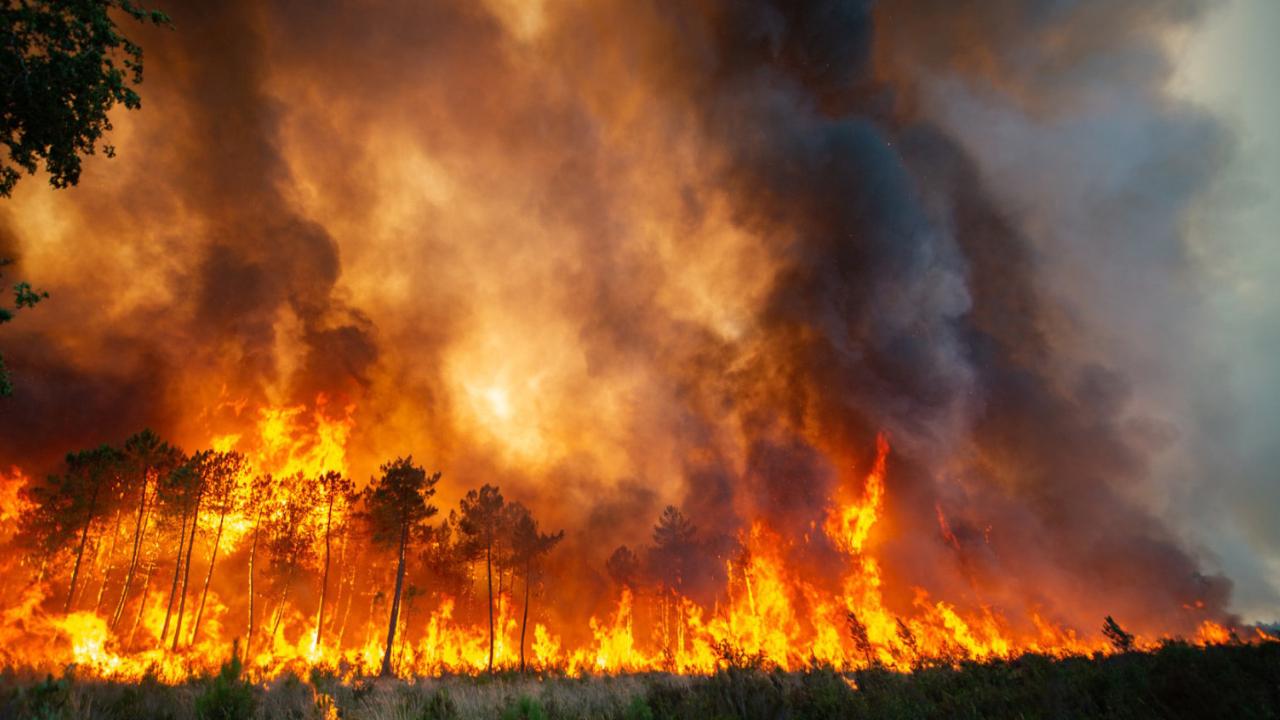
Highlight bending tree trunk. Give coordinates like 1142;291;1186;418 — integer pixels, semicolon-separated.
189;508;226;645
313;496;335;653
171;494;202;651
486;542;495;673
379;523;409;677
159;509;189;645
520;558;532;673
64;480;102;613
112;474;151;628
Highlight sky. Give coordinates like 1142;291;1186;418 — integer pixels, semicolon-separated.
1171;0;1280;621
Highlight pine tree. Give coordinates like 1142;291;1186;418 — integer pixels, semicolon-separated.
362;457;439;677
312;470;354;653
457;484;506;673
189;450;247;646
508;502;563;672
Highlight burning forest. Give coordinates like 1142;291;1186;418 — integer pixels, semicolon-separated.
0;0;1277;695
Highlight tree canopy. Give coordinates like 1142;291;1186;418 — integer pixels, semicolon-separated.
1;0;169;197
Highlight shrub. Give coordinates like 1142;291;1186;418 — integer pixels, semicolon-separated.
501;694;548;720
418;688;458;720
623;694;654;720
195;647;257;720
14;672;73;720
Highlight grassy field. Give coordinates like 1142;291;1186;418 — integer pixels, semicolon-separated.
2;641;1278;719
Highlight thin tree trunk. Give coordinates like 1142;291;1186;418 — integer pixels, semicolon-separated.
269;571;292;645
159;508;189;645
520;558;531;673
337;560;356;649
112;469;151;628
129;557;155;647
486;541;495;673
189;508;226;645
64;478;102;613
171;493;201;650
330;530;350;642
379;523;408;677
75;531;103;610
313;495;335;652
396;591;413;670
246;512;262;660
94;509;124;612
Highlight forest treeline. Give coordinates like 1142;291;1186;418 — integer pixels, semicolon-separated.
11;430;579;676
9;429;718;678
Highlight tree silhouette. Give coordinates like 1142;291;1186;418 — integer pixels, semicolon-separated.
0;259;47;397
606;545;641;590
1103;615;1135;652
457;484;506;673
508;502;563;672
362;457;439;677
160;453;211;650
263;472;320;646
1;2;166;394
420;515;470;602
650;506;696;595
244;472;273;660
16;471;81;582
648;505;697;654
59;446;125;613
189;450;247;646
312;469;355;653
110;430;181;629
16;445;123;607
0;0;169;197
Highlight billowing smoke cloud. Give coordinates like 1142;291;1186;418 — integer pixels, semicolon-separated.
0;0;1255;638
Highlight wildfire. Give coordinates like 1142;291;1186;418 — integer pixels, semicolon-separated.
0;414;1262;683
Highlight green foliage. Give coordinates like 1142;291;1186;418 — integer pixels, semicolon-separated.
501;694;549;720
0;258;48;397
18;444;125;561
624;694;655;720
13;672;73;720
363;457;440;549
0;0;170;197
194;646;256;720
510;502;565;569
418;688;459;720
456;484;506;559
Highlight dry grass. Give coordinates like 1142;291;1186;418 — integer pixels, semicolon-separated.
2;641;1278;719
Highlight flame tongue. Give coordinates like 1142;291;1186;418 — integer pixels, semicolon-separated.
0;417;1249;680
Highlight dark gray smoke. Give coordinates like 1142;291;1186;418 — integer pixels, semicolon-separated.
0;0;1248;636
